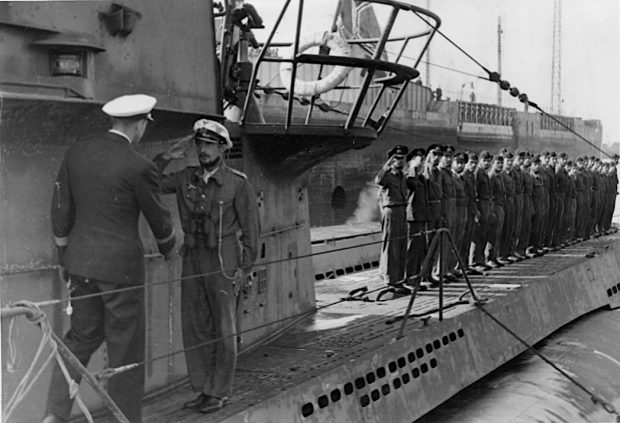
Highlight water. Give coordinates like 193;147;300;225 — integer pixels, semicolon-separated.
417;308;620;423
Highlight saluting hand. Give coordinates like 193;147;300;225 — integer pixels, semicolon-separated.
163;135;193;160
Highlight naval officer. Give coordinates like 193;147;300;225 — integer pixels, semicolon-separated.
375;145;408;290
154;119;260;414
44;94;176;423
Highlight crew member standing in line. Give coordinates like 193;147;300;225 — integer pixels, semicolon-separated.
530;154;546;255
472;151;493;272
486;155;505;268
575;156;588;239
405;148;430;280
44;95;176;423
451;152;468;276
462;152;480;275
543;152;557;248
517;151;534;257
499;149;516;263
154;119;260;414
438;145;457;281
553;152;568;246
566;160;578;240
375;145;408;288
423;144;443;284
512;149;525;258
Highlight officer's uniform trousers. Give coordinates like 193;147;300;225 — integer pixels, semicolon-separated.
530;175;545;250
552;191;565;246
472;199;491;265
471;167;492;266
462;172;477;267
47;276;145;423
487;203;504;261
486;173;505;262
543;170;557;246
517;190;532;254
380;205;407;284
406;220;427;278
451;174;467;271
566;193;577;240
500;195;515;258
512;170;524;252
438;168;456;274
575;175;587;238
182;239;238;398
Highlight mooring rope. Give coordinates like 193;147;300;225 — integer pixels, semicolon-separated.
475;303;620;422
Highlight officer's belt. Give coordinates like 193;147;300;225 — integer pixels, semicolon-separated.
428;200;441;204
384;204;406;208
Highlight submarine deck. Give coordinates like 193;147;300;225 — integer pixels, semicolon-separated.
94;232;620;423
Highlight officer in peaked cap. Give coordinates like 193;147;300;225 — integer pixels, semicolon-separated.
387;144;409;159
375;145;409;292
102;93;156;122
44;94;175;423
154;119;260;414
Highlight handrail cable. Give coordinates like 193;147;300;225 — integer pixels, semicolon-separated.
11;229;435;309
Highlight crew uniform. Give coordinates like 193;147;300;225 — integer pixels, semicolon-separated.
461;153;478;270
487;156;505;264
472;151;493;268
154;120;259;405
530;155;546;251
47;95;175;423
517;156;533;255
553;156;569;245
511;153;524;254
405;148;430;278
376;145;408;285
451;152;468;273
500;151;515;260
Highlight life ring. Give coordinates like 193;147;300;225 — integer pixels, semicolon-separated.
279;31;352;97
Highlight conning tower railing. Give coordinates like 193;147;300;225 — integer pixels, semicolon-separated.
239;0;441;135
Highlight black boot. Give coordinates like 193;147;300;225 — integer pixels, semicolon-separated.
183;393;211;410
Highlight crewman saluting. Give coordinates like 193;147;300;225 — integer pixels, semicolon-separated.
154;119;260;414
375;145;409;292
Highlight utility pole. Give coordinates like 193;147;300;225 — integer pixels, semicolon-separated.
551;0;562;114
425;0;431;87
497;16;503;106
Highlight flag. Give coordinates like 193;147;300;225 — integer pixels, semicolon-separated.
337;0;388;78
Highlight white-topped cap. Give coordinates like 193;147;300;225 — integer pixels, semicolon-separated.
102;94;156;120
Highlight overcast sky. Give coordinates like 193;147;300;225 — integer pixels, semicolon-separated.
253;0;619;147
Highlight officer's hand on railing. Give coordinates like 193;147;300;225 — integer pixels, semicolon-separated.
163;135;193;160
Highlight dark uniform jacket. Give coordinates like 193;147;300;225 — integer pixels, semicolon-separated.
154;157;260;271
489;170;506;207
424;167;443;203
555;167;569;194
453;173;467;208
512;167;524;195
531;171;545;202
502;170;515;200
474;167;491;202
463;170;478;216
52;132;175;285
406;174;430;222
440;167;456;200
